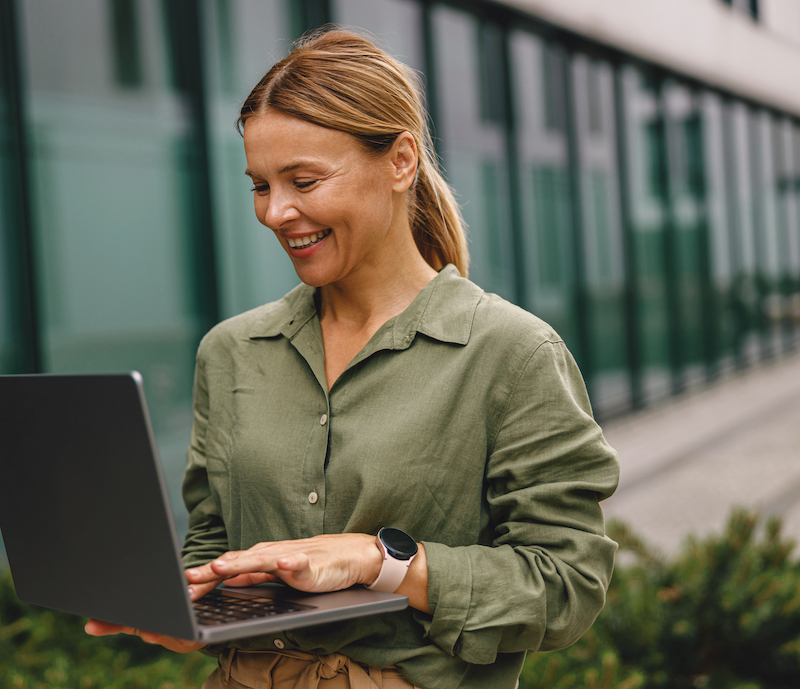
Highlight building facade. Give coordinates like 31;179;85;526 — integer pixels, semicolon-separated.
2;0;800;533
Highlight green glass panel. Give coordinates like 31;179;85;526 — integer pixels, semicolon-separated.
432;6;515;301
20;0;207;537
509;30;576;350
622;66;670;402
332;0;424;72
204;0;298;318
571;55;631;415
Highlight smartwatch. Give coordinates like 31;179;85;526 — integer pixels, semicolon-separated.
367;527;418;593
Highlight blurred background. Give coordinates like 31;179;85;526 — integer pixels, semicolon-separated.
2;0;800;550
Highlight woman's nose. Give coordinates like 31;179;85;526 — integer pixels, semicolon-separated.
262;190;300;229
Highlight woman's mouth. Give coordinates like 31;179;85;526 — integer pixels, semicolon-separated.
287;229;331;249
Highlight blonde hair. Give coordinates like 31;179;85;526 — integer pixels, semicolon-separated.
237;28;469;277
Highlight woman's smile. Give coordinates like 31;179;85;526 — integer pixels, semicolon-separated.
285;228;332;250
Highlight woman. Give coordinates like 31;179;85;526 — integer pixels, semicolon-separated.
87;28;619;689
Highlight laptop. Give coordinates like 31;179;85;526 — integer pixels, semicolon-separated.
0;372;407;643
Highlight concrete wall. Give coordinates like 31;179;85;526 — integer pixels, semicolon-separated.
496;0;800;117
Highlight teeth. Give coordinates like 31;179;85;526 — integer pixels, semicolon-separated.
287;229;330;248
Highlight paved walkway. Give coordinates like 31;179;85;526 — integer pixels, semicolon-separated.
600;352;800;555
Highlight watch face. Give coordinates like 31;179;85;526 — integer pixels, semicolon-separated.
380;527;418;561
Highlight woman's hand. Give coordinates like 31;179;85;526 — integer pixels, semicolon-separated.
186;533;431;614
84;618;205;653
186;533;383;596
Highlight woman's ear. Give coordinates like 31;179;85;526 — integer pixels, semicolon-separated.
389;132;418;193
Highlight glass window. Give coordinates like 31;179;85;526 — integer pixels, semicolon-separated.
619;66;671;404
663;81;707;389
699;92;737;373
431;5;516;302
772;117;799;351
510;31;576;345
0;61;17;374
570;53;631;415
332;0;424;73
20;0;208;537
749;109;782;358
203;0;298;319
722;101;761;365
792;123;800;345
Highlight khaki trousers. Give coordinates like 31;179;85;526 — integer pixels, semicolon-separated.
202;648;421;689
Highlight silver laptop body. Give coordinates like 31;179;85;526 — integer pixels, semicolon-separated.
0;372;406;642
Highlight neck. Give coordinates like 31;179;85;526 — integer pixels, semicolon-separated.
317;249;438;331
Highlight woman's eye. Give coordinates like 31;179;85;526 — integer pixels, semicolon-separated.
295;180;317;190
250;184;269;194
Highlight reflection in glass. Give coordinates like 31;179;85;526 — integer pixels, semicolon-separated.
792;124;800;344
749;110;782;358
663;81;707;389
724;102;763;365
204;0;298;318
699;92;737;373
20;0;207;537
772;117;799;350
332;0;424;73
0;77;15;374
510;31;575;345
432;6;515;301
619;66;671;403
571;54;631;414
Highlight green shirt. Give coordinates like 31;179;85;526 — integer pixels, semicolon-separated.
182;265;619;689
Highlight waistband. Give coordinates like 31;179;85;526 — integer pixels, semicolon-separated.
217;647;409;689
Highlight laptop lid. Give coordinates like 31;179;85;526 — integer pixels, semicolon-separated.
0;372;406;642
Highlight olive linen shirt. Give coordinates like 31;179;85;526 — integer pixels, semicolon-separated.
181;265;619;689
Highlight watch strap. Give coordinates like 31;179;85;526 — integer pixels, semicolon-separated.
367;535;416;593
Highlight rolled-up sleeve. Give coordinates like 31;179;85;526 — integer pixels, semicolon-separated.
422;339;619;665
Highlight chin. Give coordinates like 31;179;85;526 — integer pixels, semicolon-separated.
290;261;338;289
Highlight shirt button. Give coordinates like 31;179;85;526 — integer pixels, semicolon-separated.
274;639;285;649
308;491;319;504
320;413;328;425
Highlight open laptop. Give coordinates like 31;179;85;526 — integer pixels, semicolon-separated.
0;372;407;642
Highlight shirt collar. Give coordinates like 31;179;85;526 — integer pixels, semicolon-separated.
248;264;483;347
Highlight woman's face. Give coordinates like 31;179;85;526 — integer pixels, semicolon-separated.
243;109;415;288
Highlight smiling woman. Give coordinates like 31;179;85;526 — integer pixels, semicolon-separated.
85;28;619;689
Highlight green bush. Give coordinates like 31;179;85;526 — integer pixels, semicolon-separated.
520;508;800;689
0;567;216;689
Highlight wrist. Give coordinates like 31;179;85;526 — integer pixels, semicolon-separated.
366;527;418;593
362;534;385;587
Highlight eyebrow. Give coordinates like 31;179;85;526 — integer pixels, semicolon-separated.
245;162;315;178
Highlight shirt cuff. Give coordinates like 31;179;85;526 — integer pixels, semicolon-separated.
421;540;472;656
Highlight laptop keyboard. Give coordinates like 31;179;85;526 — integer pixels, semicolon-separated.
193;588;315;626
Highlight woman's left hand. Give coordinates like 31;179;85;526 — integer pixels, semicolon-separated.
84;619;206;653
186;533;383;598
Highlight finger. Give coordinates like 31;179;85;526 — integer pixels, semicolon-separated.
187;579;223;600
276;552;311;575
85;619;136;636
186;561;229;584
219;572;277;587
209;552;276;577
